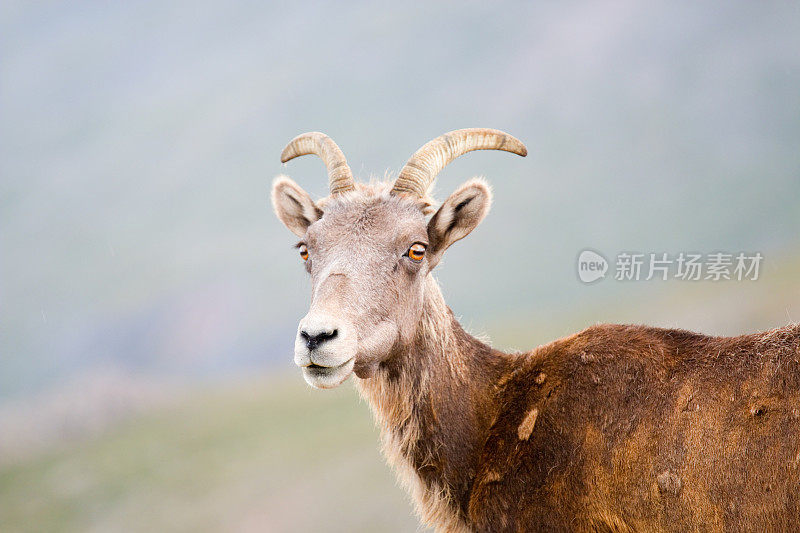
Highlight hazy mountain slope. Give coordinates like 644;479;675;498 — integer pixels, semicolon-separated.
0;376;425;533
2;1;799;397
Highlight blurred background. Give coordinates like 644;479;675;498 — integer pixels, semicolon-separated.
1;1;799;531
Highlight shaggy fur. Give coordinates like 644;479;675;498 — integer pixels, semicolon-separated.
469;323;800;531
360;272;800;531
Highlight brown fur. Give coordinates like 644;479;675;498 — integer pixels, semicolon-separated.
368;288;800;531
366;286;800;531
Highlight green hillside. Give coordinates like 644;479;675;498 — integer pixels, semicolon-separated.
0;378;423;533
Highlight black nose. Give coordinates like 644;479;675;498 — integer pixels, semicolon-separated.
301;329;338;351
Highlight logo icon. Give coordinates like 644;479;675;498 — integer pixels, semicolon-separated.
577;249;608;283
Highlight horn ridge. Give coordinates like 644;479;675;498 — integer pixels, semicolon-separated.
280;132;355;195
392;128;527;198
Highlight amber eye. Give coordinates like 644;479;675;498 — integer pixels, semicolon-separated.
298;244;309;262
406;243;426;262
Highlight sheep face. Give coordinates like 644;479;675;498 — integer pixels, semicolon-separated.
272;179;491;388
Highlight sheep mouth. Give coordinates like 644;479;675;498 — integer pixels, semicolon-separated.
301;358;355;388
305;358;352;372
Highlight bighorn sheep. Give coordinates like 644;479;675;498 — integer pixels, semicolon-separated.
271;129;800;532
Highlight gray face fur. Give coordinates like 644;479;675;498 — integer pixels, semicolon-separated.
273;177;492;388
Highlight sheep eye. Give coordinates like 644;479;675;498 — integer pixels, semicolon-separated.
406;243;426;262
299;244;309;262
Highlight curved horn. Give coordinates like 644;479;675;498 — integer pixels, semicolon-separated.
280;132;355;195
391;128;527;198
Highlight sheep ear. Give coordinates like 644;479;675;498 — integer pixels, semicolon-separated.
271;176;322;237
426;178;492;269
